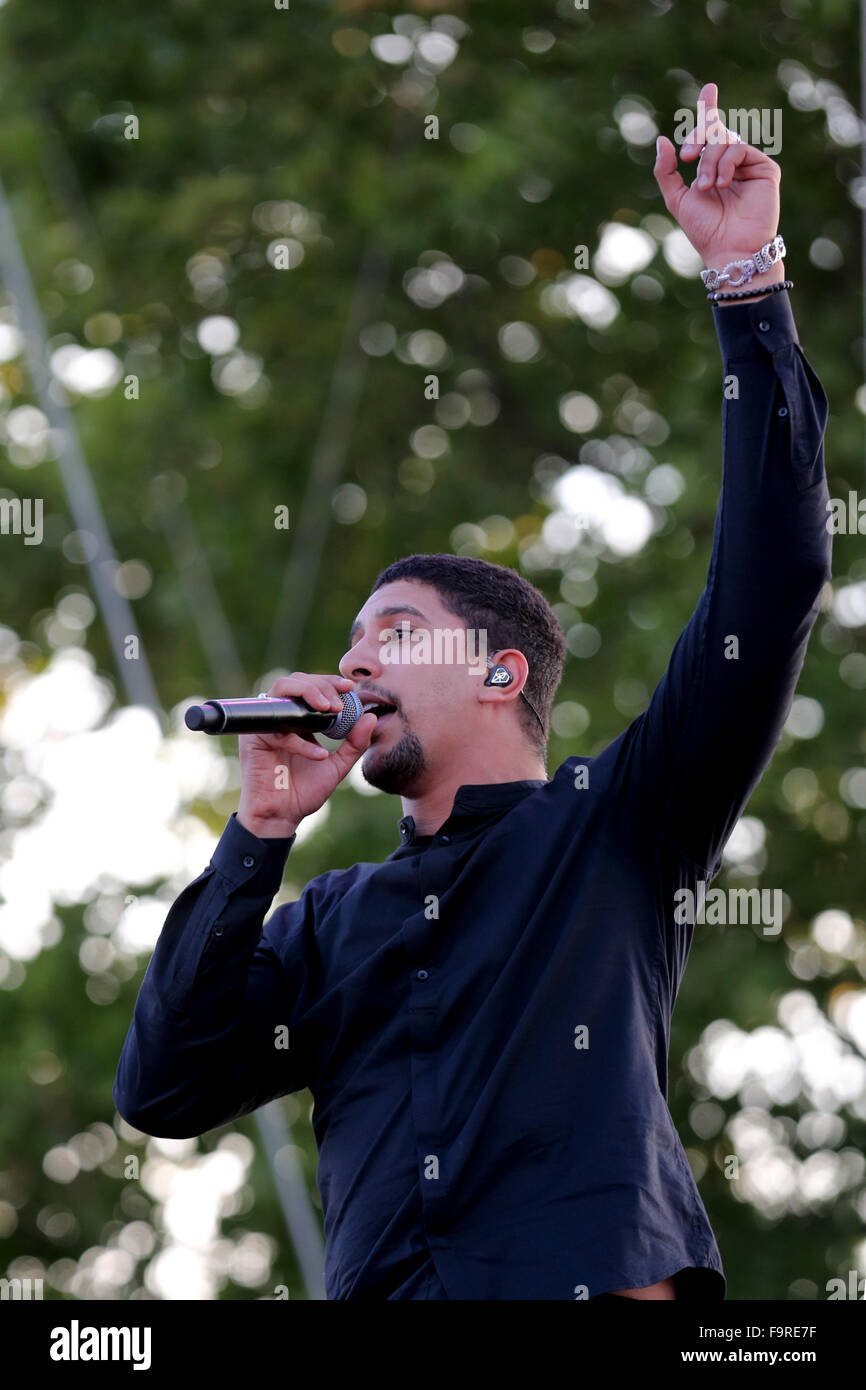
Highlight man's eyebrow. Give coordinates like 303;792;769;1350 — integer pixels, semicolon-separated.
348;606;428;645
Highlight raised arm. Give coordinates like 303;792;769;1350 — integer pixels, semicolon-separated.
603;84;831;880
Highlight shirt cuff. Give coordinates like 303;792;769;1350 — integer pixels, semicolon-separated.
711;286;798;363
210;811;296;895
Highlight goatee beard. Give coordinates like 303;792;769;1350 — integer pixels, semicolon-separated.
362;729;427;795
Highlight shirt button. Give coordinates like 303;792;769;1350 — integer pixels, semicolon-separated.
439;834;451;845
758;320;771;332
242;855;255;868
416;969;429;980
214;926;223;937
778;406;788;417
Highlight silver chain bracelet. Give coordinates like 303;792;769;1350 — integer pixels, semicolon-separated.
700;234;786;291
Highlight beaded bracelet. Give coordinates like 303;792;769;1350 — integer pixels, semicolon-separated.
707;279;794;304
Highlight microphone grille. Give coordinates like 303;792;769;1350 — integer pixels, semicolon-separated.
326;691;363;739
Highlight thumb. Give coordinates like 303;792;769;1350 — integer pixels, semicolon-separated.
654;135;688;217
327;710;377;780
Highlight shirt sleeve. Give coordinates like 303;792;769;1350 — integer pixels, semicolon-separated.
608;289;832;882
113;811;317;1138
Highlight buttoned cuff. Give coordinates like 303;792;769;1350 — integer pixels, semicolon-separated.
210;811;296;894
711;287;798;362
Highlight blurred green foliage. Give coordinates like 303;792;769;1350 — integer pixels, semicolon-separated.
0;0;864;1301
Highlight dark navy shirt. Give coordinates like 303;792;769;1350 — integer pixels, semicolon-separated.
114;291;831;1300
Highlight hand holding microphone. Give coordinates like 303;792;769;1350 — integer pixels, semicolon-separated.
204;674;378;840
185;690;365;737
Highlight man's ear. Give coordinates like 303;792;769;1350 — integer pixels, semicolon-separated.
477;649;529;706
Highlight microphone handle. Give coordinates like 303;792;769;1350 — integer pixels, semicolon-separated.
184;693;362;736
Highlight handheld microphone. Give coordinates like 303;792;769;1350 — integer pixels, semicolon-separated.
184;691;364;737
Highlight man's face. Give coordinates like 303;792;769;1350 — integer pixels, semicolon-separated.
339;580;487;795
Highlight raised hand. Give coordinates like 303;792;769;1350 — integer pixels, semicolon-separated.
654;81;782;280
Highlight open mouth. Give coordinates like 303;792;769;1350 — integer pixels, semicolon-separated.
359;697;398;728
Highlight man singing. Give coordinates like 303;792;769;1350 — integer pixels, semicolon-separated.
114;84;831;1299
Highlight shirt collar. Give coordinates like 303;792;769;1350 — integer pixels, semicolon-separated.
396;776;548;849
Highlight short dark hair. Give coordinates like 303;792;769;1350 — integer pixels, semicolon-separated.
371;553;566;756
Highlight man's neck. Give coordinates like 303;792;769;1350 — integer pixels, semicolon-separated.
400;748;548;837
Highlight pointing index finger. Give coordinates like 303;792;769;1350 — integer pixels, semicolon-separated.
699;81;720;141
682;80;719;158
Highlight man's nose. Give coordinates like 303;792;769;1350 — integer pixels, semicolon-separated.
339;639;382;681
